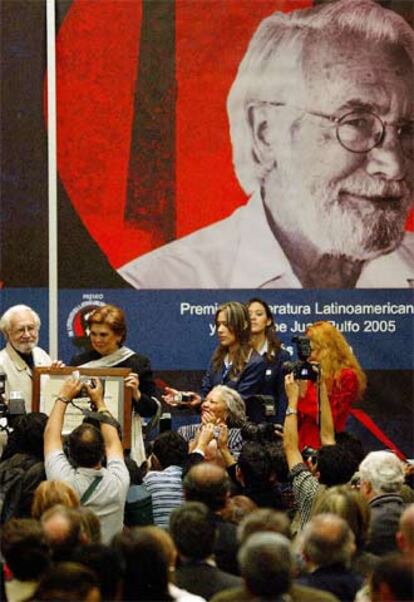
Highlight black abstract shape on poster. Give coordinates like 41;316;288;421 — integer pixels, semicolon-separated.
126;0;177;247
0;0;130;288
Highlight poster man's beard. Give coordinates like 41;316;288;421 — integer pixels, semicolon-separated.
274;175;412;261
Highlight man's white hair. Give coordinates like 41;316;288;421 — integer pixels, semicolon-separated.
359;451;405;496
0;305;41;337
227;0;414;195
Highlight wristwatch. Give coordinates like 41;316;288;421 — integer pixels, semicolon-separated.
285;407;298;416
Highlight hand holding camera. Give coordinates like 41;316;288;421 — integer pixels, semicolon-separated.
174;392;195;404
83;377;104;411
59;372;82;401
284;372;300;406
79;376;97;398
162;386;201;407
282;335;320;382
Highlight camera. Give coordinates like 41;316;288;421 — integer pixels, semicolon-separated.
283;335;318;382
79;376;97;398
159;412;172;433
302;446;318;463
0;372;26;430
241;421;279;443
0;397;26;419
173;392;194;404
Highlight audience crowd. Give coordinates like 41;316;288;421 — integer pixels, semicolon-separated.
0;304;413;601
0;375;413;602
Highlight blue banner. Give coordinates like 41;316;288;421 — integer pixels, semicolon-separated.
57;289;414;370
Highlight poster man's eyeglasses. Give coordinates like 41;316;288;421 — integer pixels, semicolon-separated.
262;102;414;159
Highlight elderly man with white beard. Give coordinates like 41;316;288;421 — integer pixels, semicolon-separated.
0;305;62;412
120;0;414;289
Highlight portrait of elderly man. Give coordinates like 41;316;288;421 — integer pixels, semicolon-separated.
120;0;414;289
0;305;61;412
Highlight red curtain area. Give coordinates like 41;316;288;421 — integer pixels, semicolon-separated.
349;409;406;461
56;0;142;267
54;0;413;269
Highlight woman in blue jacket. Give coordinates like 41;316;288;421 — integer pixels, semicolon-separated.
247;298;290;426
163;301;266;408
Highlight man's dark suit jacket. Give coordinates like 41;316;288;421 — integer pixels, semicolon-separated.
175;561;242;601
210;583;340;602
213;515;239;575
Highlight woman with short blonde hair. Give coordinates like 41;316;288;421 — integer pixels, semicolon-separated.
32;480;79;520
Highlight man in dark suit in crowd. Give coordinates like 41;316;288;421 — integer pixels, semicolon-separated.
183;463;239;575
170;501;242;600
298;513;363;602
211;531;339;602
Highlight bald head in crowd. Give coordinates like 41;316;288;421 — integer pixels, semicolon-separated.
183;463;231;512
302;513;356;569
238;532;293;599
237;508;291;545
41;505;83;562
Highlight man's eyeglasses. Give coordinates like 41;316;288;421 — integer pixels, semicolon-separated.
12;325;38;336
262;102;414;159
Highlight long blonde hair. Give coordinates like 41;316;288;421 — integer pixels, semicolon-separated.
306;321;366;399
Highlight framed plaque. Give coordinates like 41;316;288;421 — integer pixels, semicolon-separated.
32;367;132;448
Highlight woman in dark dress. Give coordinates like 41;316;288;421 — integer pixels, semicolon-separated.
247;298;290;425
70;304;158;463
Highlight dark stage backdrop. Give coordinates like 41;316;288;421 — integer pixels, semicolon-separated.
0;0;413;456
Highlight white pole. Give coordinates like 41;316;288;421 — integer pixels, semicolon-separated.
46;0;58;358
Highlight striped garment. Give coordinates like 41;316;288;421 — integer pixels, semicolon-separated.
143;465;184;528
178;423;243;458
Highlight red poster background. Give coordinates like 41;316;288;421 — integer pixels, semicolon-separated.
54;0;414;270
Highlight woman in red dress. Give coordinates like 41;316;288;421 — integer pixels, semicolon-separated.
298;321;366;450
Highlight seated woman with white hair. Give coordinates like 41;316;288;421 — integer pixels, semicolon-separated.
177;385;246;459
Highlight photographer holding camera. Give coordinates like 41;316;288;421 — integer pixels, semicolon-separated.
285;321;366;450
284;367;362;530
43;373;129;544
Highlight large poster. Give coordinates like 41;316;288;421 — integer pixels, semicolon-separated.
2;0;413;287
1;0;413;455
